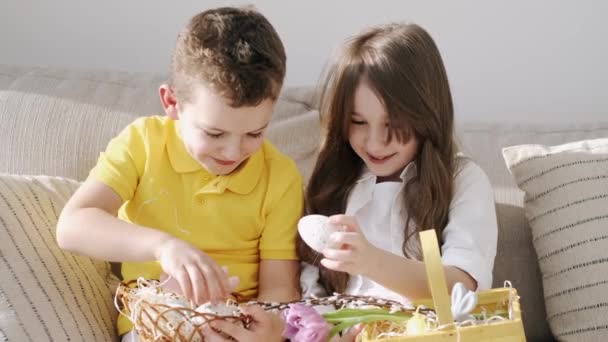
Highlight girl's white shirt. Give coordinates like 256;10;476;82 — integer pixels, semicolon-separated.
300;158;498;303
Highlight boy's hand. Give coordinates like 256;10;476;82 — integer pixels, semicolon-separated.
155;237;230;304
320;215;381;277
202;305;285;342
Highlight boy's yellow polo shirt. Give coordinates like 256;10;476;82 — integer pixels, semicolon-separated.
89;116;303;335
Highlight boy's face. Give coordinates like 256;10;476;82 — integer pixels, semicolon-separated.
172;83;275;175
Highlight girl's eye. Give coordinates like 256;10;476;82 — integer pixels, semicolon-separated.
247;132;264;138
204;131;224;139
351;120;366;125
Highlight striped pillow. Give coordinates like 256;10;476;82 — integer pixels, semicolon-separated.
503;138;608;342
0;174;118;341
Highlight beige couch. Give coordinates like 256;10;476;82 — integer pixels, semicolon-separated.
1;65;607;341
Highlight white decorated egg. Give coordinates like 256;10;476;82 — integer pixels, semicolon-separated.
298;214;341;253
195;302;240;316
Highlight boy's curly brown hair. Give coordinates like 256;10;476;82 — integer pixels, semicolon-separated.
170;7;286;107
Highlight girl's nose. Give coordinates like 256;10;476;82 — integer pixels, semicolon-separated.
366;128;388;153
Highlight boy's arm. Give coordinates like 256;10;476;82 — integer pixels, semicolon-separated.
57;180;231;303
257;163;303;303
257;259;300;302
56;118;172;262
56;179;171;262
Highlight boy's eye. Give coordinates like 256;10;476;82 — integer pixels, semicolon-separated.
247;132;264;138
204;131;224;139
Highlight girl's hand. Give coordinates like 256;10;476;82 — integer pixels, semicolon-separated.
202;305;285;342
329;324;365;342
155;237;230;304
320;215;380;277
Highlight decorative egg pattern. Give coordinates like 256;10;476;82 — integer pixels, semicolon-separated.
298;214;340;253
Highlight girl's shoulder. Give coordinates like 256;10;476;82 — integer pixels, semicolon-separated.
455;154;487;177
453;156;493;195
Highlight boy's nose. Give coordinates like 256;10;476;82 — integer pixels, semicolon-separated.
222;143;241;161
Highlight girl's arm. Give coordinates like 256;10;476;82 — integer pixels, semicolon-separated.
362;247;476;299
321;215;476;299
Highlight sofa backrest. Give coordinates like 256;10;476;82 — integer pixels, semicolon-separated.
0;65;319;183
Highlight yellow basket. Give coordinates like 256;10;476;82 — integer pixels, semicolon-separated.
362;230;526;342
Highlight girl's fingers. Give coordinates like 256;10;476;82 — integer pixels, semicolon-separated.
241;304;265;315
209;320;249;341
201;325;229;342
341;324;365;341
241;305;271;326
329;232;362;248
320;258;353;273
328;215;360;232
322;247;354;261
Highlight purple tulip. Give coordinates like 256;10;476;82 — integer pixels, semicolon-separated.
282;304;330;342
294;322;331;342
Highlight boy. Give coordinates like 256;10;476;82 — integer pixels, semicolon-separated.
57;7;300;340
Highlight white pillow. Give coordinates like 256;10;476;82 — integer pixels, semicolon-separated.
503;138;608;342
0;174;118;341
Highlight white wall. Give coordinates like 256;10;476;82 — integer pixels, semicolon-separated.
1;0;606;123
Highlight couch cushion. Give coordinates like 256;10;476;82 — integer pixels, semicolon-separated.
0;174;117;341
458;122;608;341
0;65;320;184
502;138;608;342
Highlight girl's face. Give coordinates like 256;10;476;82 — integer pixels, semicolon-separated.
176;83;274;175
349;80;419;181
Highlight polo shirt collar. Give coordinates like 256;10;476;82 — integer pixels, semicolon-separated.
223;150;263;194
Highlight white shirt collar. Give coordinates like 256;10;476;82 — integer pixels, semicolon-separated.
356;161;418;184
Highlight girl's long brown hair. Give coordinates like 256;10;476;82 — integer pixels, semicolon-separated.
297;23;458;294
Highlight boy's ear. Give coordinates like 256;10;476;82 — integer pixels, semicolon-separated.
159;84;179;120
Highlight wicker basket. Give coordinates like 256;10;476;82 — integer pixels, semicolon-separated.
361;230;526;341
116;280;252;342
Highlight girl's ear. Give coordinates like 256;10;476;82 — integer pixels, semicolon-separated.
159;84;179;120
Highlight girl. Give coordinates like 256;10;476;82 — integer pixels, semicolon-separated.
299;23;498;306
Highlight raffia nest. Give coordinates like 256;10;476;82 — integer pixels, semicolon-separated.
116;279;252;342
